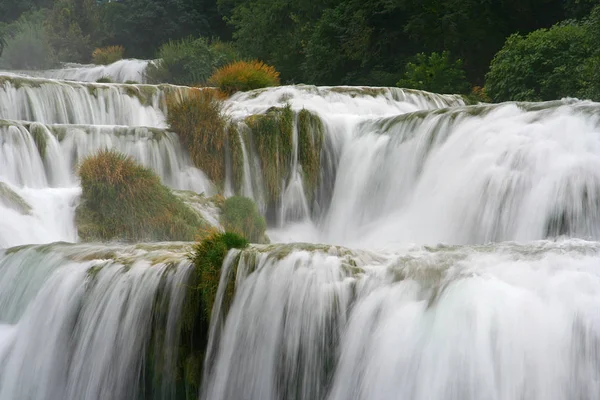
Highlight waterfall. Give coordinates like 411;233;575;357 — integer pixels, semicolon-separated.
4;64;600;400
204;240;600;400
0;243;192;400
15;59;153;83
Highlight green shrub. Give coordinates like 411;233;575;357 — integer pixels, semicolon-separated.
76;149;206;241
166;90;229;184
92;45;124;65
188;231;248;320
485;22;593;102
209;60;280;95
145;37;240;86
221;196;267;243
397;51;470;95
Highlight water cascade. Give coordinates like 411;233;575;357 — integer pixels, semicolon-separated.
2;64;600;400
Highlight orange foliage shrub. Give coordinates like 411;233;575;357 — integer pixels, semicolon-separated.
208;60;280;95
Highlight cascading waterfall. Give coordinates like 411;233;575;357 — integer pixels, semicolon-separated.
4;63;600;400
0;243;193;400
204;240;600;400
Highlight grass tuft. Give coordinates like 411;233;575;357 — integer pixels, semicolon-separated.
166;90;229;185
76;149;206;242
209;60;280;95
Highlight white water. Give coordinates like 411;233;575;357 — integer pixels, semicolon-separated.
204;240;600;400
23;59;153;83
0;243;191;400
4;68;600;400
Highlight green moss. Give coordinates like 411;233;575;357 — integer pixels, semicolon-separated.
297;109;324;200
245;104;294;205
228;123;245;194
124;80;139;84
76;149;208;242
221;196;268;244
0;182;32;215
173;232;247;395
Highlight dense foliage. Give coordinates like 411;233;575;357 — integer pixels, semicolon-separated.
92;45;124;65
77;149;206;242
1;0;599;99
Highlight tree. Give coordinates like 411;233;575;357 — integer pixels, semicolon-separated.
397;51;470;94
485;22;593;102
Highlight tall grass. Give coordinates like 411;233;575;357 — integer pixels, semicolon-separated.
77;149;206;241
166;90;229;184
209;60;280;95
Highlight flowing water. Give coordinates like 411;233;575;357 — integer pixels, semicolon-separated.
2;66;600;399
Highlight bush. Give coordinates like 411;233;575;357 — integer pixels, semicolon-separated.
485;23;593;102
397;51;470;95
0;11;57;69
188;231;248;319
166;90;230;184
92;45;124;65
77;149;206;241
209;60;280;95
221;196;267;243
145;37;239;86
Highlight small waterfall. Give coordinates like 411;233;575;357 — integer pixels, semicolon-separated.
0;74;188;126
18;59;153;83
0;242;193;400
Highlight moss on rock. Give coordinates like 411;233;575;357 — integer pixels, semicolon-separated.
297;109;324;200
245;104;294;205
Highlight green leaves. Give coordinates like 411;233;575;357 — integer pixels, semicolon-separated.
397;51;470;94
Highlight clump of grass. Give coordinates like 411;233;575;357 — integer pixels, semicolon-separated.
187;230;248;320
166;90;229;185
176;230;247;396
91;45;124;65
209;60;280;95
76;149;206;241
124;80;139;84
245;105;294;204
95;76;113;83
221;196;267;243
297;109;324;198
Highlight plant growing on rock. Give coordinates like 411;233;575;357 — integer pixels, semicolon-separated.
209;60;280;95
297;109;324;199
245;105;294;207
77;149;206;241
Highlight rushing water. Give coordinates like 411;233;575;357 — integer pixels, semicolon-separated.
2;67;600;399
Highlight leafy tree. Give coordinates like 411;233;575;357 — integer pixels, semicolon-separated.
397;51;470;94
485;22;593;102
0;10;56;69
